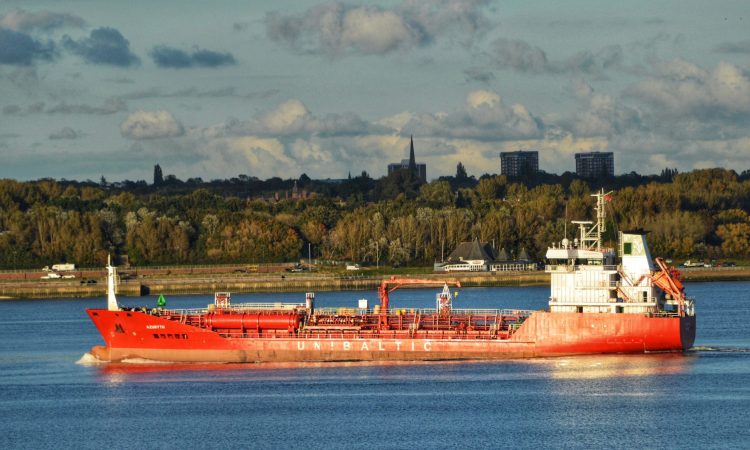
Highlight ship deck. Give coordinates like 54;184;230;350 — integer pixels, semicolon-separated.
124;306;535;340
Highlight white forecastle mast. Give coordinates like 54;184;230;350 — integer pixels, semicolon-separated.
106;254;119;311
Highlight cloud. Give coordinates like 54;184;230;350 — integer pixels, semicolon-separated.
121;86;278;100
3;105;22;115
618;60;750;145
182;136;299;180
566;82;643;138
265;0;491;57
63;27;140;67
204;99;390;138
107;77;135;84
489;38;623;77
192;49;237;67
713;40;750;54
605;130;750;174
0;67;44;97
232;22;250;32
153;102;404;179
28;102;45;114
490;39;549;73
108;79;745;181
259;99;311;134
49;127;82;140
46;97;127;115
463;67;495;84
149;46;237;68
186;133;413;180
0;28;56;65
257;99;384;137
537;60;750;174
229;137;295;168
627;59;750;119
466;89;500;108
397;90;544;141
120;110;185;139
563;45;623;75
3;98;125;116
0;9;86;32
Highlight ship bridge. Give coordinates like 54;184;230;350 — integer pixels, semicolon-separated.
545;190;672;316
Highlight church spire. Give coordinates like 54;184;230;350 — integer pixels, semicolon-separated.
408;135;416;172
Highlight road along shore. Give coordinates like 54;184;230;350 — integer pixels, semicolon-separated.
0;266;746;299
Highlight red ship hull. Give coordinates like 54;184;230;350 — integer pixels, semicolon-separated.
86;309;695;363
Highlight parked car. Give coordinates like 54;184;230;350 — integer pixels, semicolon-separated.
681;260;704;268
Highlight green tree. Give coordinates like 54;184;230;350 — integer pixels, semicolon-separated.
153;164;164;186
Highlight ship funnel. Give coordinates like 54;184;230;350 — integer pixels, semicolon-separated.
106;254;119;311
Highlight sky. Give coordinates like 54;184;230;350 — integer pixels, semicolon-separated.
1;0;749;182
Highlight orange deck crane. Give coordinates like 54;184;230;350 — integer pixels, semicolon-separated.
650;257;687;316
377;277;461;329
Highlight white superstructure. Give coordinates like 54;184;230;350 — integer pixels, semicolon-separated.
545;190;673;315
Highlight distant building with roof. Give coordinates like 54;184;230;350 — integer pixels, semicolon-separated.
434;239;537;272
575;151;614;178
500;151;538;177
388;136;427;182
438;239;497;272
489;247;535;271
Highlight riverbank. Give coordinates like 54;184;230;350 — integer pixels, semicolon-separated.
0;271;548;299
0;265;748;299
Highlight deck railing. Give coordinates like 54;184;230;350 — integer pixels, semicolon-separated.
217;330;514;340
313;307;534;317
155;306;535;318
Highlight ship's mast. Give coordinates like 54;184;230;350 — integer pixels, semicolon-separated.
572;189;611;251
594;189;607;251
106;254;119;311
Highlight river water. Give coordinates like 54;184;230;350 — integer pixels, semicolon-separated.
1;282;749;449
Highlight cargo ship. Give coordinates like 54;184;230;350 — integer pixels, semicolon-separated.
86;190;695;363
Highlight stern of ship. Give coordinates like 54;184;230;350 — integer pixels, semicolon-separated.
680;314;696;351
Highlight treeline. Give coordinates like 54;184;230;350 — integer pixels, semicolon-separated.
0;168;749;269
